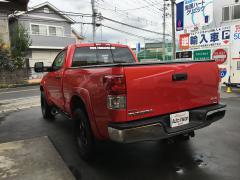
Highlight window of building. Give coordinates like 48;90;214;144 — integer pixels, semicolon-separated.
233;4;240;20
222;6;230;21
49;26;56;36
43;7;50;13
31;24;64;37
223;4;240;21
56;27;64;36
31;24;39;35
39;25;47;35
237;61;240;70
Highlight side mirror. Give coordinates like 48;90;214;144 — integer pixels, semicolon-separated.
34;62;44;72
34;62;52;73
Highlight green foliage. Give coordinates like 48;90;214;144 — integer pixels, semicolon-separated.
0;35;14;71
10;24;31;69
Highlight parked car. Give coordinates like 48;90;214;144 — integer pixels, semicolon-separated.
34;43;226;160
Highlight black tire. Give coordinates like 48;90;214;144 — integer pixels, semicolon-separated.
41;91;54;120
73;108;95;160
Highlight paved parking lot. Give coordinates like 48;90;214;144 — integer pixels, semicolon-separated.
0;94;239;180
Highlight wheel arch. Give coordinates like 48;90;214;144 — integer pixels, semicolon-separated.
70;95;102;140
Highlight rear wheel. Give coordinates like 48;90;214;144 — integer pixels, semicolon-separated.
73;108;95;160
41;91;54;120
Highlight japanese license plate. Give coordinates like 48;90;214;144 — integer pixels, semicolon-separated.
170;111;189;128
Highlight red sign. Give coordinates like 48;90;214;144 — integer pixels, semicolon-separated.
212;49;227;64
179;34;190;50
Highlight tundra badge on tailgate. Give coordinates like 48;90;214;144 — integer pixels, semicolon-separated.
128;109;153;117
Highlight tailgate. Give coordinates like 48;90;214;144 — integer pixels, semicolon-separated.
124;61;219;121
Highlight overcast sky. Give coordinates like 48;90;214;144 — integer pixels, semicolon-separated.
28;0;173;48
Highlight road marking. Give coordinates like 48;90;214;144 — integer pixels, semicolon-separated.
0;96;39;104
0;88;39;95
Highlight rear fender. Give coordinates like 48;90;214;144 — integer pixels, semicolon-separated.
71;89;103;140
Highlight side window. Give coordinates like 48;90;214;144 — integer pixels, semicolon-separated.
52;50;66;71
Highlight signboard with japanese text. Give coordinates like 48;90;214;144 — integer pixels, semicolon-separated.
179;33;190;50
194;49;211;60
178;26;231;50
176;0;213;31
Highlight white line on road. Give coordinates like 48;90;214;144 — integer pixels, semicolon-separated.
0;95;40;103
0;88;39;95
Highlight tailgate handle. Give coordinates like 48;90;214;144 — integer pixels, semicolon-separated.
172;73;188;81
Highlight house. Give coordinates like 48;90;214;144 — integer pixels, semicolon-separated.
0;0;29;46
9;1;77;68
71;28;84;44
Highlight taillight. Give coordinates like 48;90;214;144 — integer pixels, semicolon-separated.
103;75;126;109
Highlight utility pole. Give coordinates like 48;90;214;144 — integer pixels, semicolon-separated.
171;0;176;59
162;0;166;61
91;0;96;42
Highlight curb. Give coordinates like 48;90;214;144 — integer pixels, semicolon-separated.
0;82;40;89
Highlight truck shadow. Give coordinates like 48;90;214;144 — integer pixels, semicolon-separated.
52;115;219;180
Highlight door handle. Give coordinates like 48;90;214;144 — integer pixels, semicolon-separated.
172;73;188;81
55;75;61;79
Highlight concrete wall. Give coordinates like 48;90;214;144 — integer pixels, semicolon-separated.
0;12;10;46
0;69;29;85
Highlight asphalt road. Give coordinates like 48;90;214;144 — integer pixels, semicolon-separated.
0;95;239;180
0;85;40;101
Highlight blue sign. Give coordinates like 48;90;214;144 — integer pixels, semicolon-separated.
220;68;227;78
136;43;141;53
176;2;184;31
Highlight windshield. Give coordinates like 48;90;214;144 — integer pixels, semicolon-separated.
72;46;135;67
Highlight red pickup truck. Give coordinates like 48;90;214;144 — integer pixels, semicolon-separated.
35;43;226;160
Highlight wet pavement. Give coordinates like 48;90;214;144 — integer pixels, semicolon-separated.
0;96;239;180
0;137;75;180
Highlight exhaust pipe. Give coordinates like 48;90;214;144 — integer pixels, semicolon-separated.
51;108;59;116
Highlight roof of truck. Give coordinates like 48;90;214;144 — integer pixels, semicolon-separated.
75;43;129;48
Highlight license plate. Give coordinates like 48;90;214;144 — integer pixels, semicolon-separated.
170;111;189;128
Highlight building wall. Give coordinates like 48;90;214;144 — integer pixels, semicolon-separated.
212;0;239;27
0;12;10;46
29;49;60;67
17;16;75;48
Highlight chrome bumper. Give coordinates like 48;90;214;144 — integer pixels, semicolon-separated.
108;104;226;143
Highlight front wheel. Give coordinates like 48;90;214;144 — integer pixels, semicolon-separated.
73;108;95;160
41;91;54;120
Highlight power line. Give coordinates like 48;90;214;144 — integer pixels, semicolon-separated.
102;16;171;37
102;25;161;42
96;0;161;26
98;2;163;11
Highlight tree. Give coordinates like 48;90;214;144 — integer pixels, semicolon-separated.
10;24;31;69
0;34;14;71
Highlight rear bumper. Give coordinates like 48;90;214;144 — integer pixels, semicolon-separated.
108;104;226;143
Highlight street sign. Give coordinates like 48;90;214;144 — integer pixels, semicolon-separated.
194;49;211;60
136;43;141;53
176;51;192;59
212;49;228;64
178;26;231;50
219;68;227;78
